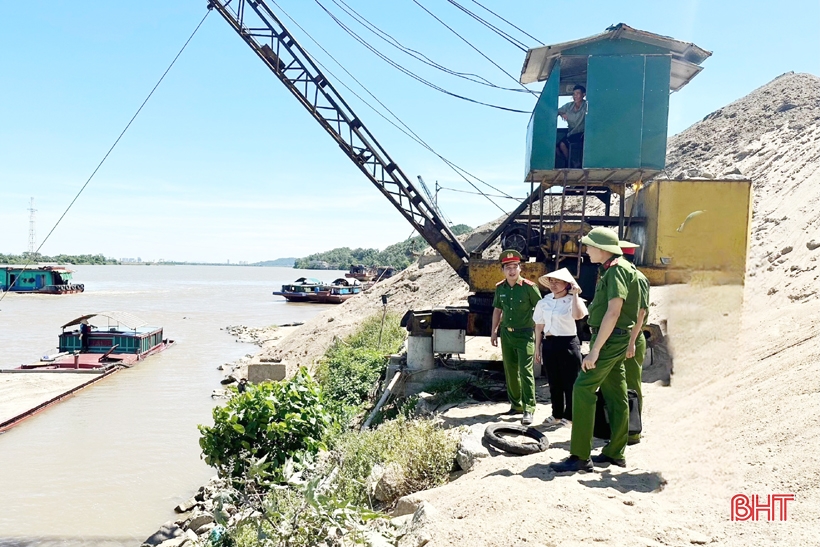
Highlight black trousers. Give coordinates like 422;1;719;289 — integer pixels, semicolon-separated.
542;335;582;420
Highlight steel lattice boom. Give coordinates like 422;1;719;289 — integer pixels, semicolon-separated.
208;0;470;281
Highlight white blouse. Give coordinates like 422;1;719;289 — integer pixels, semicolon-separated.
532;294;577;336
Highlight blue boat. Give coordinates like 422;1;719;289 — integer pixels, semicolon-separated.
0;265;84;294
272;277;324;302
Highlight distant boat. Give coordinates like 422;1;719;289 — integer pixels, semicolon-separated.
0;265;84;294
272;277;324;302
344;265;396;283
314;278;362;304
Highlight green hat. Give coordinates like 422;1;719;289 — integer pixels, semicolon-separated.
581;227;623;255
500;249;523;264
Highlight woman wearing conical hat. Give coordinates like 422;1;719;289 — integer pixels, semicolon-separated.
534;268;588;427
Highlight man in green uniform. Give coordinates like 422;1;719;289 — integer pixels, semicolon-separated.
620;240;650;445
550;228;640;473
491;249;542;425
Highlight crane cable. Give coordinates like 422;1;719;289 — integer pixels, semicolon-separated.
328;0;533;93
443;0;529;51
269;0;514;213
314;0;530;113
0;10;211;305
468;0;545;46
410;0;539;98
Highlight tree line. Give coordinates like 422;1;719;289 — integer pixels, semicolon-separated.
0;253;118;265
294;224;472;270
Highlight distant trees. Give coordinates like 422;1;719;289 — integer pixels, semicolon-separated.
0;253;118;265
294;224;472;270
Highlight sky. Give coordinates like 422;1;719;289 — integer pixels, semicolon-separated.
1;0;818;263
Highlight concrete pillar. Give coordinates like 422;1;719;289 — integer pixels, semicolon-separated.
406;335;434;371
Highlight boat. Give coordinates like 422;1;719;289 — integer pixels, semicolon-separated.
0;265;84;294
0;312;174;432
272;277;324;302
314;278;362;304
344;265;396;283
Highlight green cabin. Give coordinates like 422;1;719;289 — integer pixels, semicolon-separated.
522;23;711;182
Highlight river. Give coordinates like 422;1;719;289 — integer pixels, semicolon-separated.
0;265;345;546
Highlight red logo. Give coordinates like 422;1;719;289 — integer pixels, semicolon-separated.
731;494;794;521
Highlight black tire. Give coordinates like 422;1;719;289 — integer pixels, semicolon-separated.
483;423;549;455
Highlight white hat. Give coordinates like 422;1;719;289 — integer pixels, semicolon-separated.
538;267;577;287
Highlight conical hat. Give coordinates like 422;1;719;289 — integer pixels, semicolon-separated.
538;267;577;287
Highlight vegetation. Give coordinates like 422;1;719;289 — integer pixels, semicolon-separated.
197;312;463;546
330;416;459;506
294;224;472;270
199;368;331;489
0;253;118;265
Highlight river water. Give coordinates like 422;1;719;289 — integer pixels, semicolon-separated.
0;265;345;546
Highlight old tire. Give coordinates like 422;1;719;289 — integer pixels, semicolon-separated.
484;423;549;456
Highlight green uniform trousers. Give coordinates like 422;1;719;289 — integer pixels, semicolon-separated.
500;329;536;413
624;331;646;442
570;333;629;460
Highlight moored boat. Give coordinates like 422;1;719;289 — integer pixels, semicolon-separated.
0;265;84;294
0;311;174;432
272;277;324;302
314;278;362;304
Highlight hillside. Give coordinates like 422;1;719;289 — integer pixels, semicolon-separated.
293;224;473;270
257;72;820;545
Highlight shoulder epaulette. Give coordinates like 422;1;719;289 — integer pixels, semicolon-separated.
522;278;535;286
495;280;504;286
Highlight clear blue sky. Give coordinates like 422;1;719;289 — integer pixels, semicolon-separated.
1;1;818;263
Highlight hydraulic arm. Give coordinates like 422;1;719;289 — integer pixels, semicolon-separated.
208;0;470;281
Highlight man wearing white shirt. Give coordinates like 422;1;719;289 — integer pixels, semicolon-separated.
533;268;588;426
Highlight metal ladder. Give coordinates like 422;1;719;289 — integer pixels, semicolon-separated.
553;174;590;277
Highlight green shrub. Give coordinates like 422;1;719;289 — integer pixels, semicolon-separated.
331;416;459;506
199;367;331;487
315;312;407;422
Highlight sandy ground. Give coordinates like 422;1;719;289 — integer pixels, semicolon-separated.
0;372;103;428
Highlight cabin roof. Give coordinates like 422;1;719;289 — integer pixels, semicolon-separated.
520;23;711;91
61;311;150;331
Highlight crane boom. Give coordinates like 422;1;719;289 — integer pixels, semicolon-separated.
208;0;470;281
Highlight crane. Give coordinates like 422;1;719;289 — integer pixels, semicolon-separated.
207;0;470;282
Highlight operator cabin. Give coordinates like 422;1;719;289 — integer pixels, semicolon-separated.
521;23;711;180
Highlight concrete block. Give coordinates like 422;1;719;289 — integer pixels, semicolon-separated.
248;363;286;383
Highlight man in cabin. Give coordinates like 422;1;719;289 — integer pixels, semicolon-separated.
557;85;587;168
491;249;542;425
550;227;640;473
620;240;650;445
80;319;92;352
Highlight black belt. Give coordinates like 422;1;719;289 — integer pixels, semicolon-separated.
503;327;533;333
589;326;629;336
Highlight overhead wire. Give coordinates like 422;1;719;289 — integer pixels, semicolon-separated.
329;0;532;93
0;10;211;306
437;186;523;201
442;0;529;51
268;0;515;214
468;0;545;46
314;0;530;113
409;0;539;98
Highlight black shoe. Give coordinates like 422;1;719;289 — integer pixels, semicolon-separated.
627;436;641;446
503;406;522;416
521;411;533;425
549;455;593;474
591;453;627;468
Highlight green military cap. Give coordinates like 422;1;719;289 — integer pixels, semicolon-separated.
581;227;623;255
500;249;523;264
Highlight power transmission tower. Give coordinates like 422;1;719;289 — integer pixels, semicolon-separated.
28;198;37;257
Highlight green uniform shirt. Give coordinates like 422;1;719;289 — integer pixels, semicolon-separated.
587;258;640;330
493;277;542;329
637;270;650;326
